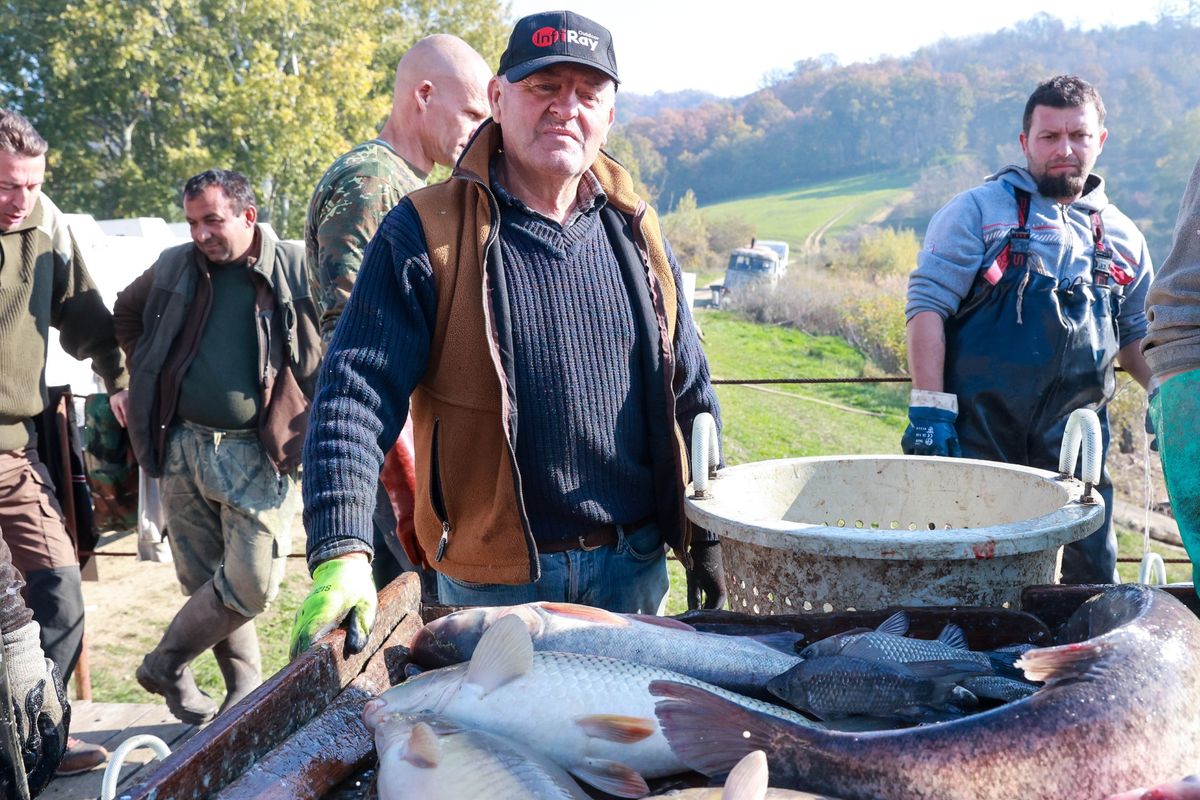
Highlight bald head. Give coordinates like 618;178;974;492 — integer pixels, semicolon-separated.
381;35;492;172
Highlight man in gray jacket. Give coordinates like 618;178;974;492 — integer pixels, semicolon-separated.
905;76;1154;584
113;169;321;724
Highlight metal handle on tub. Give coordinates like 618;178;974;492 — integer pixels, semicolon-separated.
690;412;720;499
1058;408;1102;502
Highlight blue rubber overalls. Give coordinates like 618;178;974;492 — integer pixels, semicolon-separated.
944;188;1130;583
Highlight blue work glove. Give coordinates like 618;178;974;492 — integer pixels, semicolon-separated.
901;389;962;457
1150;370;1200;593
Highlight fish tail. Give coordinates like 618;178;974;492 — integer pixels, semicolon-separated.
650;680;805;779
749;631;807;655
1015;641;1105;683
983;649;1027;680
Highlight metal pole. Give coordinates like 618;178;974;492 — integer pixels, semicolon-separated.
0;641;33;800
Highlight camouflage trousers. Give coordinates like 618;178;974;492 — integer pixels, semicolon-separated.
160;421;299;617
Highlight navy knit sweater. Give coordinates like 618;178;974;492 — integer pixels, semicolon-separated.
302;169;721;565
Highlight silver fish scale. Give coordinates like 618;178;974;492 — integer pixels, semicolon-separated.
376;722;590;800
838;632;992;668
374;649;818;784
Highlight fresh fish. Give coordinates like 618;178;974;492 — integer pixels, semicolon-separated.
797;611;907;659
644;751;839;799
958;675;1038;703
765;655;986;721
653;585;1200;800
370;711;591;799
365;613;820;799
411;601;805;698
1104;774;1200;799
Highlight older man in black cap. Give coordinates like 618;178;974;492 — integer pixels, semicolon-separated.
290;10;724;655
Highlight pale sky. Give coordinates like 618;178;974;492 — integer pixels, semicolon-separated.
508;0;1171;97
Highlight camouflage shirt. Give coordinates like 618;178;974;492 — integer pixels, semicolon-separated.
304;139;427;340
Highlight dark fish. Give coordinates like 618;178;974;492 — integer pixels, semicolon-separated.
765;655;985;721
958;675;1038;703
653;585;1200;800
797;611;908;659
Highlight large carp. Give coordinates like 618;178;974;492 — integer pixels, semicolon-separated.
653;585;1200;800
411;601;803;698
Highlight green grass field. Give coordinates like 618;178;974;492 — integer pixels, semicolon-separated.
699;170;917;256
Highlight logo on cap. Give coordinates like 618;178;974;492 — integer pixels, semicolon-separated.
532;27;559;47
531;26;600;52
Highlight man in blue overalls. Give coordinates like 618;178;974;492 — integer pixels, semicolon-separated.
904;75;1154;583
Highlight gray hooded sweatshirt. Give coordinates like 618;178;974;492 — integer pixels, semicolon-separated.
907;165;1153;350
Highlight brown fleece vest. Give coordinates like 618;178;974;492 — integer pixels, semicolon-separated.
407;121;680;585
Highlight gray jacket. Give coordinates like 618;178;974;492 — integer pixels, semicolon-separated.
1143;157;1200;378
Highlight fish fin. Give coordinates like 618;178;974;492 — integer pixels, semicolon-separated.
628;613;696;631
400;722;442;768
575;714;657;743
651;679;803;779
748;631;807;654
538;602;631;627
936;622;968;649
571;758;650;799
984;650;1025;680
403;663;425;679
464;613;533;695
876;610;909;636
1015;641;1105;684
721;750;769;800
903;658;991;684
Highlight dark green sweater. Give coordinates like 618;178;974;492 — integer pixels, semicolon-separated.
0;195;127;451
175;257;261;429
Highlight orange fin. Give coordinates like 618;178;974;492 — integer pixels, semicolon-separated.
576;714;656;743
571;758;650;798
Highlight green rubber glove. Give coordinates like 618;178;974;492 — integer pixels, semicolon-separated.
1150;369;1200;593
289;556;377;660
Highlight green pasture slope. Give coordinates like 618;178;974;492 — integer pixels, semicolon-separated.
696;309;908;465
698;170;917;255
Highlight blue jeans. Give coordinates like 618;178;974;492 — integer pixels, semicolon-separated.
436;521;669;614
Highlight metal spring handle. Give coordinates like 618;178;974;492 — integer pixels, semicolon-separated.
691;412;720;499
1058;408;1102;500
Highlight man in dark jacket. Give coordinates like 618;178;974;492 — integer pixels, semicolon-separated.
290;10;724;658
113;169;320;724
0;107;120;775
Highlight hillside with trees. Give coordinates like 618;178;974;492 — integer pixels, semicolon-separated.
621;12;1200;256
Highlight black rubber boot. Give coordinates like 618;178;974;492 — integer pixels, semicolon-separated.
213;619;262;716
136;581;252;725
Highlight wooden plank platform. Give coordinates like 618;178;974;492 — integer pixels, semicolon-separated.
40;702;199;800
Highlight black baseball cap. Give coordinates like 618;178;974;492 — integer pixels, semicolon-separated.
498;10;619;85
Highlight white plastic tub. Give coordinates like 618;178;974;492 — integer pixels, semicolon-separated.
685;443;1105;615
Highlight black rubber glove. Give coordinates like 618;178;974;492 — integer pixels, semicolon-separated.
3;621;70;797
686;540;727;610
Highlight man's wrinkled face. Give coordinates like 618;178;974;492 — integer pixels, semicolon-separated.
1020;103;1107;203
0;150;46;231
423;75;491;168
490;63;616;184
184;185;256;264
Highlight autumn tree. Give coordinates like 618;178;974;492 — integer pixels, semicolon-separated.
0;0;507;236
